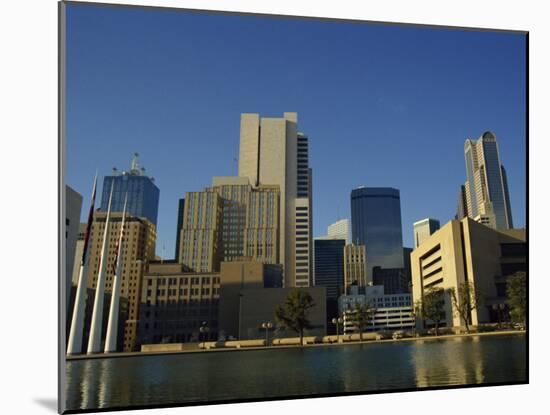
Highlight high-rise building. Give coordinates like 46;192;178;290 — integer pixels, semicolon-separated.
457;131;513;230
314;238;346;332
238;112;313;288
343;244;368;293
65;186;83;315
178;177;281;272
100;153;160;227
411;218;525;329
84;212;157;352
413;218;440;248
350;187;404;280
317;219;350;243
174;198;185;260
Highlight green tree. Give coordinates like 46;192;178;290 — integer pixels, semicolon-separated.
506;271;526;326
416;286;445;336
449;281;482;333
352;301;377;341
275;289;316;345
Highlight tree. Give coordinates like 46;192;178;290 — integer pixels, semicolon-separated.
449;281;482;333
352;301;376;341
506;271;526;326
275;289;316;345
416;286;445;336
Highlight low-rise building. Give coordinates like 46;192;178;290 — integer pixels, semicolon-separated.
338;285;414;333
411;217;526;330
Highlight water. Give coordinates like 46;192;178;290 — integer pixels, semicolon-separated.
65;334;526;412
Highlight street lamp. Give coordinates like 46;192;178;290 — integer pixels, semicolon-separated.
332;316;343;343
261;321;273;346
199;321;210;350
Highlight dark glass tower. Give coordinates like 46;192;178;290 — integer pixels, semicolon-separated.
350;187;404;279
314;238;345;334
100;153;160;227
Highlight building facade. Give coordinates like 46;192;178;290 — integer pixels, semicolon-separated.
100;153;160;227
350;187;404;280
84;212;157;352
178;177;281;272
239;112;313;288
343;244;368;293
174;198;185;260
138;262;220;345
457;131;513;230
339;285;414;333
411;218;526;330
314;238;346;332
413;218;440;248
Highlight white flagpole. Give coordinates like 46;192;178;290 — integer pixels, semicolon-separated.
67;173;97;355
87;182;114;354
104;194;128;353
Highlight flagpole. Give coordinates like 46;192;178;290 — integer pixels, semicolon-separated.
87;182;114;354
67;173;97;355
104;194;128;353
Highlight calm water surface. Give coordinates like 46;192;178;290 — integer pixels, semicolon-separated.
65;334;526;411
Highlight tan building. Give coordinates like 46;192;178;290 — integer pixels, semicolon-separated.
85;212;156;352
239;113;313;288
178;177;280;272
138;262;220;344
218;260;283;339
411;217;526;329
343;244;368;293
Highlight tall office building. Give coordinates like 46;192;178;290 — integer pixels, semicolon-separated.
413;218;440;248
178;177;281;272
238;112;313;288
84;212;157;352
101;153;160;227
314;238;345;331
457;131;513;230
350;187;404;280
174;198;185;260
343;244;368;293
317;219;350;243
65;186;83;315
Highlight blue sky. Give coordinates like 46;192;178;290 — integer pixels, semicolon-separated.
65;3;526;256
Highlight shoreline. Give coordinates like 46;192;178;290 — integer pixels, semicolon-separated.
66;329;526;361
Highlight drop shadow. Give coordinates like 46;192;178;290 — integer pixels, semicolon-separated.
34;398;57;413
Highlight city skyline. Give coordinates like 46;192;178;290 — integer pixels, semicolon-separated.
65;3;526;257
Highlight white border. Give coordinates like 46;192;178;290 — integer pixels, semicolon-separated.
1;1;547;414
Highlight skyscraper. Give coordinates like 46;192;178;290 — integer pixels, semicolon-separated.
343;244;368;293
238;112;313;288
350;187;404;280
317;219;350;243
314;238;345;301
100;153;160;227
457;131;513;230
178;177;280;272
174;198;185;260
413;218;440;248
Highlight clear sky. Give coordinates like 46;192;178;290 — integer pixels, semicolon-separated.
65;3;526;257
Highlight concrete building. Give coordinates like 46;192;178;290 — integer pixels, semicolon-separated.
338;285;414;333
350;187;404;280
457;131;513;230
317;219;350;243
238;287;327;340
413;218;440;248
239;112;313;288
343;244;368;293
83;212;157;352
66;186;83;315
313;238;346;333
101;153;160;227
411;217;526;330
218;260;283;339
138;262;220;344
178;177;281;272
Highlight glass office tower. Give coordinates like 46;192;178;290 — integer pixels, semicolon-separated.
100;153;160;227
350;187;404;279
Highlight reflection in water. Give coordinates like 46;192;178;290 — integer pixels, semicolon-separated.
66;335;526;412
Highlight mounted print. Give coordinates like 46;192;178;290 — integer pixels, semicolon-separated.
59;1;528;413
